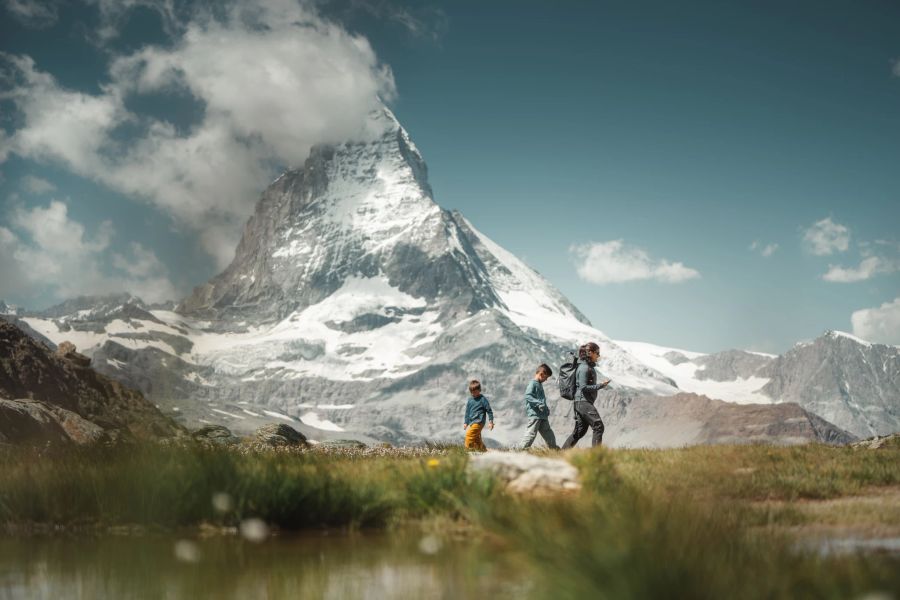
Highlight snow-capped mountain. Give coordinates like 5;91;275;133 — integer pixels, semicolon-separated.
16;106;676;445
617;332;900;438
0;301;19;316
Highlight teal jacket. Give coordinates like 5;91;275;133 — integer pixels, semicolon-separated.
464;395;494;426
524;379;550;419
576;361;608;403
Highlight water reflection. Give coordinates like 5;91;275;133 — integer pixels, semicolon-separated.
0;531;527;599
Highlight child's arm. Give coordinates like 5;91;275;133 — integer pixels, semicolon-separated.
484;397;494;429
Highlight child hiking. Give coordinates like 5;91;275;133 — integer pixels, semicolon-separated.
561;342;611;449
519;363;559;449
464;379;494;451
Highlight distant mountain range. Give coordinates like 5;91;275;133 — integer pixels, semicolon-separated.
3;105;896;446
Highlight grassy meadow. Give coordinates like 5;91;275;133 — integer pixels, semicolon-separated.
1;441;899;598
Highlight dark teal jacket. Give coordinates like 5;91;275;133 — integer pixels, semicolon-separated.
576;361;608;403
465;395;494;426
524;379;549;419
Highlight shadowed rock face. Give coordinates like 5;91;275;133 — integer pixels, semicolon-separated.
0;320;182;444
584;392;857;448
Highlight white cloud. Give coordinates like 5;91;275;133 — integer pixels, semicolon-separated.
823;256;898;283
749;240;778;258
20;174;56;194
571;240;701;284
852;297;900;345
0;0;396;267
802;217;850;255
4;0;58;28
1;200;178;303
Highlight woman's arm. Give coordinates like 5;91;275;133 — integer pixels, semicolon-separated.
577;363;605;393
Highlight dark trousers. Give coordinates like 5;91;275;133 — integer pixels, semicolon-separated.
562;401;605;448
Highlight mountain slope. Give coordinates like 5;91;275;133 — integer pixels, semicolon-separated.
0;319;181;443
588;392;856;448
761;331;900;437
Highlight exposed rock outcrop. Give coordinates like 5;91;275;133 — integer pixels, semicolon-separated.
252;423;307;447
0;320;181;445
191;425;241;446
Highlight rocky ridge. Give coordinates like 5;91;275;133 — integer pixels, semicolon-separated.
0;319;182;444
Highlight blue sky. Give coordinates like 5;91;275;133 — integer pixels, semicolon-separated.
1;0;898;352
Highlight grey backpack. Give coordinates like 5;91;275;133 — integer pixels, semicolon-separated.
558;352;579;400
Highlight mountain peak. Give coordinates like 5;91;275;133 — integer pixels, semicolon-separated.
822;329;873;347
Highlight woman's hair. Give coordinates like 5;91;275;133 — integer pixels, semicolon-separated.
578;342;600;362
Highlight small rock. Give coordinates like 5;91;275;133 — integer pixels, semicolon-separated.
849;433;900;450
55;341;91;367
468;452;581;494
253;423;307;447
191;425;240;446
320;439;368;449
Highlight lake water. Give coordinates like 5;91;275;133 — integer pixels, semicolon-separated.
0;531;529;599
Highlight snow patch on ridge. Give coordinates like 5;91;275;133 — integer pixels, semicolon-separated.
158;276;438;382
616;340;773;404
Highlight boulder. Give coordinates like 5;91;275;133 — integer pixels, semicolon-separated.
0;398;72;445
320;439;368;449
56;341;91;367
0;398;106;445
468;452;581;493
191;425;240;446
253;423;307;447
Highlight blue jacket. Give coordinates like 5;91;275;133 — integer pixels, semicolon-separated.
464;395;494;426
524;379;549;419
575;361;607;403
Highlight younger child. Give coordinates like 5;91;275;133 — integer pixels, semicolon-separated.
464;379;494;451
519;364;558;449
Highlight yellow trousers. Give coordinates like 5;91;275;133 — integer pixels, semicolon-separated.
465;423;486;451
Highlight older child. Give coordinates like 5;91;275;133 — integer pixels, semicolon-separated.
464;379;494;451
519;363;558;449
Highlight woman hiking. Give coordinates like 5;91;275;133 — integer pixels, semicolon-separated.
561;342;611;449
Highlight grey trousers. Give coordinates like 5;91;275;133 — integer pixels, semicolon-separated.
519;418;558;449
562;400;605;448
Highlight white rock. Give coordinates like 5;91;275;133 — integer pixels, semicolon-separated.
468;452;580;493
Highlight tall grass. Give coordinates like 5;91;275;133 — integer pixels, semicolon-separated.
468;450;900;599
0;445;485;530
609;443;900;501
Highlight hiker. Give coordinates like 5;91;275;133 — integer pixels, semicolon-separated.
561;342;611;449
519;363;559;449
464;379;494;451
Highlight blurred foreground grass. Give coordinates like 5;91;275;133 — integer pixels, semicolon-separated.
1;441;898;598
